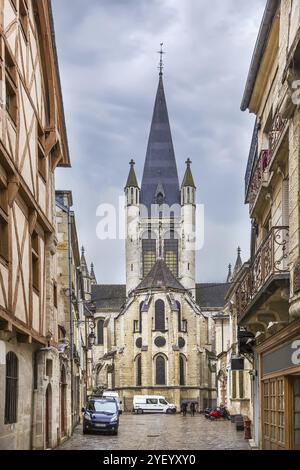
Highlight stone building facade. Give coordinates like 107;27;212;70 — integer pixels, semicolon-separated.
91;63;230;412
214;252;252;419
235;0;300;450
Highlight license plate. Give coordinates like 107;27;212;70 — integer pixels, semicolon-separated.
95;424;106;428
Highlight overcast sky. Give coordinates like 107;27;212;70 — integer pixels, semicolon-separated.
52;0;266;285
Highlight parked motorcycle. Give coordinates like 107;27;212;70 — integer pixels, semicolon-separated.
204;407;212;419
206;406;231;421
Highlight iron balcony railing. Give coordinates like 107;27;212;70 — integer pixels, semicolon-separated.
236;226;289;317
245;119;259;199
245;112;288;209
247;149;270;211
269;112;288;158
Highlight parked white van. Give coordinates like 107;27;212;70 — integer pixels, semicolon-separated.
133;395;176;414
103;391;122;414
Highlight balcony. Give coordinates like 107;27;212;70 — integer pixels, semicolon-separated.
236;226;289;322
268;112;288;161
247;149;270;213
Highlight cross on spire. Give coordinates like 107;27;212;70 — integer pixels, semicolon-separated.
186;158;192;167
129;159;135;167
157;42;165;76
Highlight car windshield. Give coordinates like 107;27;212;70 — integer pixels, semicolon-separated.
87;401;116;414
159;399;168;405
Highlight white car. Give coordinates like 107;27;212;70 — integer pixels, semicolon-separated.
133;395;177;414
103;391;123;414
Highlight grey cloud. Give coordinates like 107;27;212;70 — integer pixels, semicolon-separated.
52;0;265;283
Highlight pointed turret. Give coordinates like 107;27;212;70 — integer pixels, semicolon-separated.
182;158;196;189
90;263;97;286
233;247;242;275
80;246;88;274
125;159;139;189
125;160;140;207
81;247;91;300
140;59;180;211
227;264;232;283
181;159;196;206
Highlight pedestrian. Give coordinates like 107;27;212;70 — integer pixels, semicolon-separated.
181;402;188;417
190;402;196;417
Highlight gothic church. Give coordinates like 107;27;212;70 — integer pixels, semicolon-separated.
86;59;230;411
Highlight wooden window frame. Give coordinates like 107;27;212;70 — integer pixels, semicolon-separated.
31;231;40;293
5;43;17;85
5;75;17;126
0;180;9;263
5;352;18;425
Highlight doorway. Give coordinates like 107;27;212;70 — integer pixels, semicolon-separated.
60;365;67;438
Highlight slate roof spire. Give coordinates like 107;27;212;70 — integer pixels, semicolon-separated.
226;264;232;283
140;47;180;211
234;247;242;275
80;246;88;276
182;158;196;188
90;263;97;285
135;258;185;292
125;159;139;189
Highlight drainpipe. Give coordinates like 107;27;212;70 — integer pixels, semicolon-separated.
67;211;74;431
221;319;224;352
56;199;74;431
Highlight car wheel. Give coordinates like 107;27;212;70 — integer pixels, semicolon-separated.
113;430;119;436
166;409;173;414
83;428;89;435
137;409;143;415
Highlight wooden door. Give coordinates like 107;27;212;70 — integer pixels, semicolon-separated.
262;377;286;450
292;377;300;450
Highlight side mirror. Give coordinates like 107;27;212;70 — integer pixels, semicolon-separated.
81;407;85;413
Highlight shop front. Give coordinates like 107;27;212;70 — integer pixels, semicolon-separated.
257;321;300;450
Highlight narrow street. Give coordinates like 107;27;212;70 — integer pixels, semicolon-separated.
58;414;250;450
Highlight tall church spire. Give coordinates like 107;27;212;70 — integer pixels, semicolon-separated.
140;46;180;211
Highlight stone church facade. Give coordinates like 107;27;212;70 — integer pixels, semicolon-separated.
90;64;230;411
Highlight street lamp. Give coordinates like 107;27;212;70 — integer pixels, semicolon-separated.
88;331;96;349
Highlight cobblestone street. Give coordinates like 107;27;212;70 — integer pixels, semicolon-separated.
58;414;250;450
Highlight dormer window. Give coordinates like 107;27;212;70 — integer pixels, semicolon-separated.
156;193;164;205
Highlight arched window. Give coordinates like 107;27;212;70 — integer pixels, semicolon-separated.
142;231;156;277
139;302;143;333
176;301;181;332
155;300;165;331
164;231;178;277
97;319;104;345
136;355;142;386
5;352;18;424
156;355;166;385
180;355;186;386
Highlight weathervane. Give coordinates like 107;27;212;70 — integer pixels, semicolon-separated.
157;42;165;76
